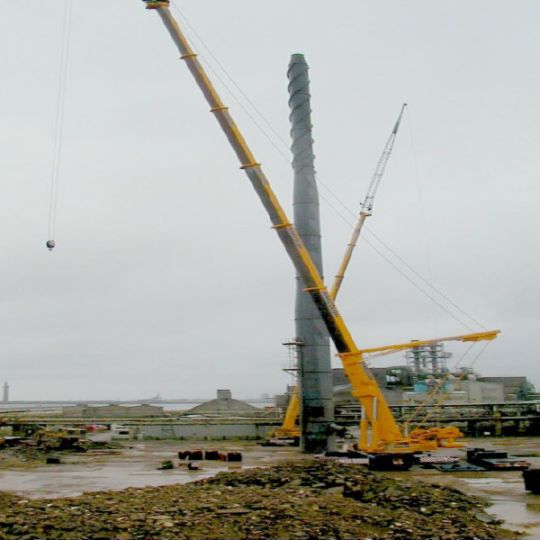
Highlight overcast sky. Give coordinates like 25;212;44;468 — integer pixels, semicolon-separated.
0;1;538;401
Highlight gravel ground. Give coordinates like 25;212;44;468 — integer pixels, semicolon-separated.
0;459;518;539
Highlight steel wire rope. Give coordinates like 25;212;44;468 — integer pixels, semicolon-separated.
363;225;487;330
406;106;438;333
168;3;497;446
171;1;371;225
170;2;293;165
410;340;493;430
353;107;485;331
169;2;487;333
402;341;476;430
315;198;477;331
319;191;484;331
47;0;73;246
170;2;293;153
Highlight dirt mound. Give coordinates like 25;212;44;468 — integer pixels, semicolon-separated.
0;459;516;539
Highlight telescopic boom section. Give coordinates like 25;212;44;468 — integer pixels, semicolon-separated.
330;103;406;300
362;103;406;215
143;0;404;451
359;330;500;357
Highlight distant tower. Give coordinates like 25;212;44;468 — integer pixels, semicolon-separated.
2;381;9;403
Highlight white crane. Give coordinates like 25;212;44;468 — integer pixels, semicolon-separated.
330;103;407;299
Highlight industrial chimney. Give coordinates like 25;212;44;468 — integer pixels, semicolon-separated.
288;54;335;453
3;381;9;403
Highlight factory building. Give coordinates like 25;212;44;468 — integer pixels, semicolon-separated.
62;403;164;418
185;390;261;416
403;379;505;404
331;367;533;405
328;337;536;406
478;376;535;401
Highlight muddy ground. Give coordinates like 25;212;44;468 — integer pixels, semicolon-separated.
0;441;304;498
0;459;518;539
0;438;539;538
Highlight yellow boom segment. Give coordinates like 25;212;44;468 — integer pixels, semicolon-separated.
143;1;500;454
360;330;500;357
268;390;301;442
144;0;408;452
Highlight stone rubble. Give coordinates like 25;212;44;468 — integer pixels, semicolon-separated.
0;459;518;539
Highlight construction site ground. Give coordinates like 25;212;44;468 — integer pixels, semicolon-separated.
0;437;539;538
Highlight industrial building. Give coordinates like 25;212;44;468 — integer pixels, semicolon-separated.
331;366;534;406
62;403;164;418
478;376;535;401
185;390;261;416
403;379;505;404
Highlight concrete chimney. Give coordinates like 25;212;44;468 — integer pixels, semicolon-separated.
288;53;334;453
3;381;9;403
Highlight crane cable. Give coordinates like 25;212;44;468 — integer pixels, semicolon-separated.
168;1;486;333
46;0;73;252
404;340;493;432
407;106;438;334
402;341;476;430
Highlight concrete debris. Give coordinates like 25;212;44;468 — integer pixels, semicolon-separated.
0;432;121;469
0;459;518;539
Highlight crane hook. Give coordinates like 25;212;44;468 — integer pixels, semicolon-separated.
46;240;56;251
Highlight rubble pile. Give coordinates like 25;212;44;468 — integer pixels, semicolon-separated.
0;440;119;469
0;447;43;469
0;460;516;539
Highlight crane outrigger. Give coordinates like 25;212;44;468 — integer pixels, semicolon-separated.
142;0;500;468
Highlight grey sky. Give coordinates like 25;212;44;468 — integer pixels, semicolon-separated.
0;1;538;400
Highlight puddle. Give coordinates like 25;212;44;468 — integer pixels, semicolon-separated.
463;477;507;486
393;437;540;537
0;461;225;499
0;441;303;499
489;498;540;537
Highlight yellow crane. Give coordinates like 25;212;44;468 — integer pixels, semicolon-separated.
356;330;500;449
270;102;492;449
266;388;301;445
142;1;499;468
270;330;500;447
